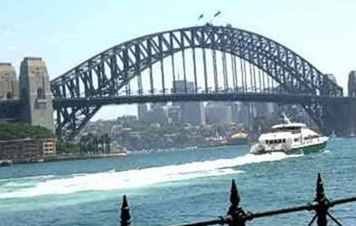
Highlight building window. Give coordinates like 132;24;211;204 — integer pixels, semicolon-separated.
6;92;13;99
37;88;45;99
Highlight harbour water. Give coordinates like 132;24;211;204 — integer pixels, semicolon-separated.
0;138;355;226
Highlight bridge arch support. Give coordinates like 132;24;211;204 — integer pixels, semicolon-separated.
51;24;343;140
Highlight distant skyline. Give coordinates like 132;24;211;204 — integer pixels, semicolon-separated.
1;0;356;120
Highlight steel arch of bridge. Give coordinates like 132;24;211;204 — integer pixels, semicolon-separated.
51;24;343;140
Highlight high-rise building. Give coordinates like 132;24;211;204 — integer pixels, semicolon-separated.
236;102;251;127
173;80;205;125
230;102;240;123
166;105;182;124
137;104;148;121
141;103;168;124
254;102;278;119
205;102;233;125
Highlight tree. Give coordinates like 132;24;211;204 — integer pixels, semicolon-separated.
0;123;53;140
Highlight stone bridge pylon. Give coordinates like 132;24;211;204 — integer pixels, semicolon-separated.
0;57;54;132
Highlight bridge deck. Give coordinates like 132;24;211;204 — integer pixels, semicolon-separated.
53;93;353;108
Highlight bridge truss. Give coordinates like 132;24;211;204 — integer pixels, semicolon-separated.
51;24;343;140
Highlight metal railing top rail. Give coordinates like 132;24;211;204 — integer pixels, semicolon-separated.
119;173;356;226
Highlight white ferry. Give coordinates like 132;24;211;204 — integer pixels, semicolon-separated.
250;115;328;155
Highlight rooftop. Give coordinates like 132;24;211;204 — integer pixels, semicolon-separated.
23;57;42;61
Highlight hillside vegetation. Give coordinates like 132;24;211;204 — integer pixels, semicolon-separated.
0;123;54;140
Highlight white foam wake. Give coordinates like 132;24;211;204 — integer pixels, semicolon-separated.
0;152;299;199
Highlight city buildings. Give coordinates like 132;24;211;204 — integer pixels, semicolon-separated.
205;102;233;125
139;103;167;124
137;80;206;126
137;103;148;121
166;105;182;124
173;80;206;125
0;138;56;163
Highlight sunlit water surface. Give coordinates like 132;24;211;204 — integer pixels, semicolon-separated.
0;138;355;226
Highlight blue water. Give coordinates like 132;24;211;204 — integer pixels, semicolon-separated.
0;138;355;226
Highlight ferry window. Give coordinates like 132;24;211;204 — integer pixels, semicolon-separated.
294;138;299;142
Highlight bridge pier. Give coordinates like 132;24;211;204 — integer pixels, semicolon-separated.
0;58;54;132
19;57;54;132
322;99;356;137
348;99;356;136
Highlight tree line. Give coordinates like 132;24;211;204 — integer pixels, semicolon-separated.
0;123;54;140
79;133;111;154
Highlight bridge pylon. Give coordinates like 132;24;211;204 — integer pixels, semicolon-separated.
19;57;54;132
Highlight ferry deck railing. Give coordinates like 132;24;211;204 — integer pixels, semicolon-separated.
118;174;356;226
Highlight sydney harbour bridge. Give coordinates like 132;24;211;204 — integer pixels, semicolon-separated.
2;24;356;140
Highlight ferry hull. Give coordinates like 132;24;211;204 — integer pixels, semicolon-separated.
251;141;328;155
288;141;327;155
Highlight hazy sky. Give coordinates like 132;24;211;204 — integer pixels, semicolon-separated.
1;0;355;120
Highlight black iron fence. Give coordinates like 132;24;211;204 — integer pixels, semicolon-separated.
119;174;356;226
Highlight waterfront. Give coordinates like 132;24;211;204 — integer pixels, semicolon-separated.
0;138;355;226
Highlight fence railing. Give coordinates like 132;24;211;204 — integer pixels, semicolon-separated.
119;173;356;226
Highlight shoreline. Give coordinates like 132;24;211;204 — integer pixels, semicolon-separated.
44;152;128;162
0;152;127;166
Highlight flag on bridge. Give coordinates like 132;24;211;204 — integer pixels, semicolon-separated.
214;11;221;17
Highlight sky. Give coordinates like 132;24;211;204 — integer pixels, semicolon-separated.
1;0;356;120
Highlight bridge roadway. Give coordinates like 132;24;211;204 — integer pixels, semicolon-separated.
53;93;354;108
53;93;356;138
2;92;355;137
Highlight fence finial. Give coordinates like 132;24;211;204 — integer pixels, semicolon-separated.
120;195;131;226
314;173;328;226
230;179;240;208
227;179;248;226
315;173;326;202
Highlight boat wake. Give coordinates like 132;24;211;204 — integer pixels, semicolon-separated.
0;152;300;199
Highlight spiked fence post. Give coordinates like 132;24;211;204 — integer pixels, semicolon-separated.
227;180;248;226
120;195;131;226
313;174;328;226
